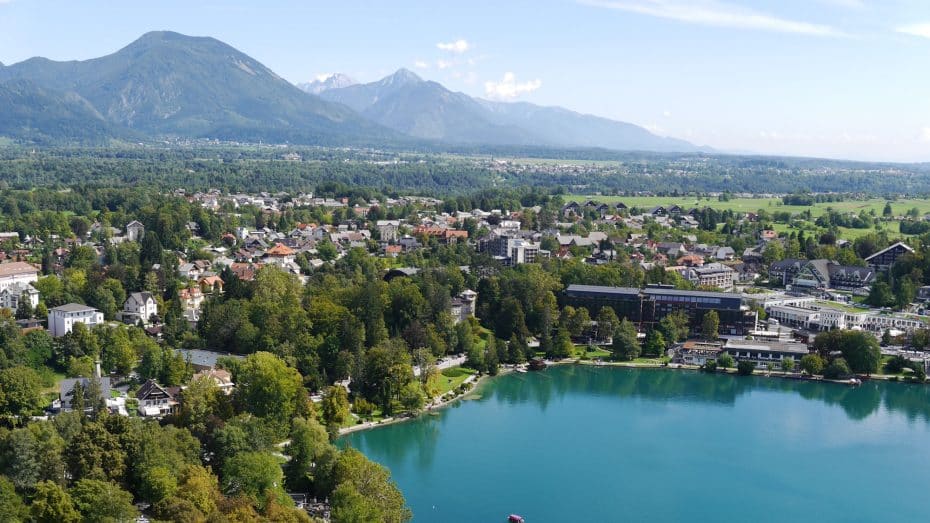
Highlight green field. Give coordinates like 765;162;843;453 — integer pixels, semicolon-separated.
569;194;930;241
569;195;930;217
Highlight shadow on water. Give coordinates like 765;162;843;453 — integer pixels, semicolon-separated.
485;365;930;424
346;366;930;471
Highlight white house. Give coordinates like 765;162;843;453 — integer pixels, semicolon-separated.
126;221;145;242
49;303;104;337
122;292;158;325
0;282;39;311
0;262;39;292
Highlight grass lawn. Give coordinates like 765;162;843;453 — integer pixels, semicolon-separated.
815;300;870;313
576;344;611;359
436;367;477;396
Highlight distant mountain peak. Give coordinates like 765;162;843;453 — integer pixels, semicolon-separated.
298;73;356;95
383;68;422;86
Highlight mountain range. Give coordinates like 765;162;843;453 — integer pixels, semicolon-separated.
297;73;356;95
0;31;705;152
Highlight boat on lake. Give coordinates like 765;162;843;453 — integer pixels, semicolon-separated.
508;515;525;523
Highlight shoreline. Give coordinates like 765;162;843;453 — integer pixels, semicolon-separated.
339;370;499;436
339;357;921;437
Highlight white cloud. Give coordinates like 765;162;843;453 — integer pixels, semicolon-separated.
484;72;542;100
580;0;845;37
314;73;334;82
897;23;930;39
436;59;454;70
662;110;672;117
414;60;429;69
919;127;930;143
437;39;471;53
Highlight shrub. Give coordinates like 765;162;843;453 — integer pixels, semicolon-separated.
823;358;851;380
736;360;755;376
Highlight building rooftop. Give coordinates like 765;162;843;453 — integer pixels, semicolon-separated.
51;303;99;313
564;284;641;297
642;286;739;300
0;261;39;278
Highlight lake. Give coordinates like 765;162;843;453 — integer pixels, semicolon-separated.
344;365;930;522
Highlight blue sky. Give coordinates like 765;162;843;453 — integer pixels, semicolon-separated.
2;0;930;162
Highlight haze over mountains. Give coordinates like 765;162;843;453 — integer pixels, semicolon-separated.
0;31;704;152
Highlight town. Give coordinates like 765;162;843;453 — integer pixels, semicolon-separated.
0;182;927;521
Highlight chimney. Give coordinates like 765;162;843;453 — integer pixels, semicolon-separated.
95;360;102;378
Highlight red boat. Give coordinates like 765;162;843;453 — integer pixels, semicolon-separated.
508;515;525;523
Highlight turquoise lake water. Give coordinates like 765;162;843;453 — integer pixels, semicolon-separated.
344;366;930;523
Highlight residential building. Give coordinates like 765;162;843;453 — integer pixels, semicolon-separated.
136;379;178;417
57;376;112;413
0;282;39;311
190;368;235;395
49;303;104;337
0;261;39;292
123;292;158;325
126;220;145;242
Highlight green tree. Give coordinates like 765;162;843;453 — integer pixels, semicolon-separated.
563;306;591;337
824;357;851;379
548;327;574;360
800;353;825;375
736;360;755;376
332;482;383;523
702;310;719;340
780;358;795;373
176;464;222;516
321;386;351;436
658;310;690;343
177;374;222;438
611;319;640;361
399;382;426;414
507;334;527;364
484;336;501;374
813;330;880;374
284;417;333;494
332;448;411;523
866;281;895;308
0;476;26;523
234;352;305;433
643;330;667;358
65;422;126;483
221;451;289;510
70;479;138;522
595;307;618;341
0;366;44;416
357;343;414;415
29;481;80;523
